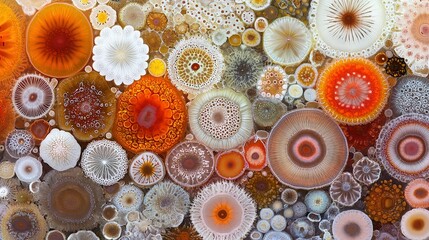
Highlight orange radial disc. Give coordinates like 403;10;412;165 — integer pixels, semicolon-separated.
26;3;93;78
243;137;267;171
211;202;233;225
113;75;187;154
215;150;246;180
0;89;15;143
0;0;27;83
317;58;389;125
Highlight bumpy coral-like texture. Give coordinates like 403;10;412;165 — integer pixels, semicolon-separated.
365;179;407;224
5;129;34;159
245;171;281;209
340;113;386;151
113;75;187;154
56;72;116;141
317;58;389;125
257;65;288;100
26;3;93;78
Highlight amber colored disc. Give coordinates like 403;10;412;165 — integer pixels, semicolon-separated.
0;0;27;83
26;3;93;78
215;150;247;180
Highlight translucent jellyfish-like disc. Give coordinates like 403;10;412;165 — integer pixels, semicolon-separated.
12;73;54;120
376;114;429;182
81;140;128;186
26;3;93;78
5;129;35;159
263;17;312;66
309;0;395;58
267;109;348;189
129;152;165;187
332;210;373;240
165;141;215;188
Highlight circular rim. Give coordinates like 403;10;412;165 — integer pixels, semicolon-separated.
267;108;348;189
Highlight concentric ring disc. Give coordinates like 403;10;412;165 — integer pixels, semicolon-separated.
267;109;348;189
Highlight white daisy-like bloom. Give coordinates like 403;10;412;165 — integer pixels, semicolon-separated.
72;0;97;11
89;4;117;30
309;0;395;58
392;0;429;76
93;25;149;86
40;129;81;171
15;0;51;15
81;140;128;186
191;181;257;240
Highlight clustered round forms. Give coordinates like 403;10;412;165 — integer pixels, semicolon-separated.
165;141;215;188
263;16;312;66
244;171;281;209
93;25;149;86
40;129;81;171
267;109;348;189
364;179;407;224
191;181;256;240
113;75;187;154
168;37;224;94
257;65;288;100
376;114;429;182
309;0;395;58
26;3;93;78
56;72;116;141
393;0;429;76
36;168;104;232
389;75;429;117
129;151;165;187
12;73;54;120
81;140;128;186
188;88;253;151
317;58;389;125
143;181;190;228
